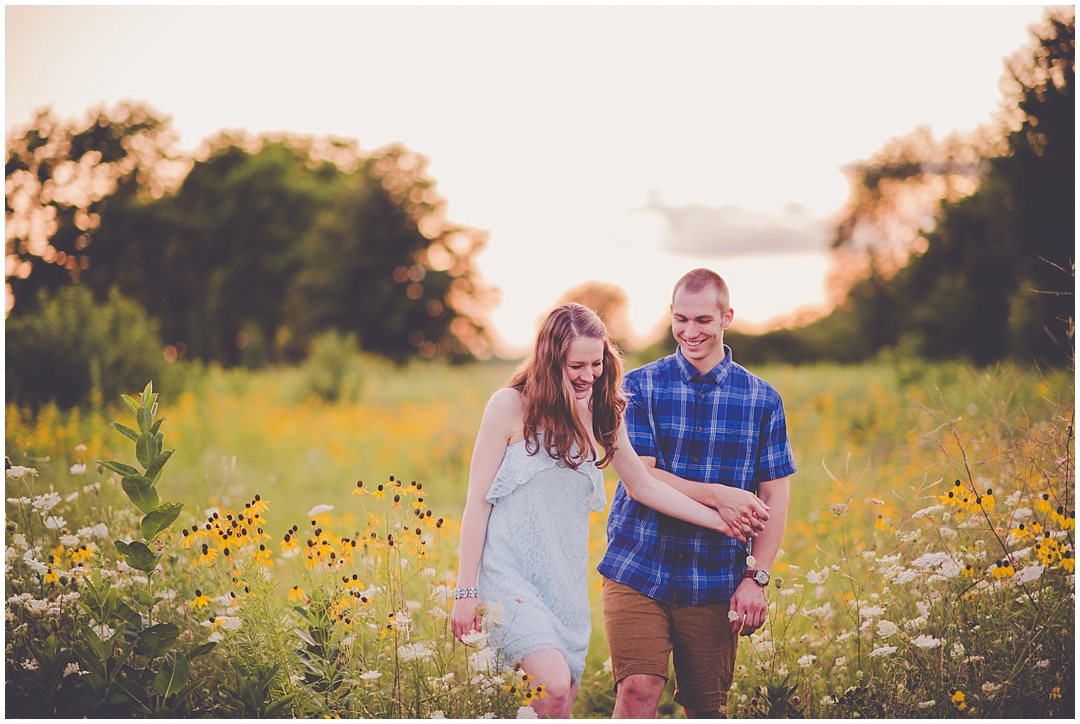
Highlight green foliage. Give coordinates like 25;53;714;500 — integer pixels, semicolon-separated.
300;329;366;402
5;286;168;409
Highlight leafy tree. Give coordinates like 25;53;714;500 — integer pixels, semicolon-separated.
556;280;635;352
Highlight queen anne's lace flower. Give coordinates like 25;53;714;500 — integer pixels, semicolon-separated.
913;634;941;649
869;645;897;657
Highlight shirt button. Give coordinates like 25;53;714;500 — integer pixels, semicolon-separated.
693;456;699;462
699;393;705;399
697;426;703;431
678;554;684;559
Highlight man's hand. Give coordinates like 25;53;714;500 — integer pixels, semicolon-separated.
729;579;767;636
709;486;769;539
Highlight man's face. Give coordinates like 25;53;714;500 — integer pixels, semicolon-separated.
671;286;733;370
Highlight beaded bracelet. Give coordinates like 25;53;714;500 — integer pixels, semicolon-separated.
453;587;478;600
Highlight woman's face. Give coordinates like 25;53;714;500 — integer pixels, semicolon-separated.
564;336;605;401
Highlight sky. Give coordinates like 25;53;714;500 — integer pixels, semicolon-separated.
5;4;1049;354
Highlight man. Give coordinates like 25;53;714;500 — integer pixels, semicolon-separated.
598;268;795;718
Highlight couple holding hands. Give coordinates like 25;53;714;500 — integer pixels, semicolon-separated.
450;268;796;718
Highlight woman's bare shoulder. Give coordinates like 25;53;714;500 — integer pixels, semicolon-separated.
485;387;526;443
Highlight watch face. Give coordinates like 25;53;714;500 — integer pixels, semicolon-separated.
754;570;770;586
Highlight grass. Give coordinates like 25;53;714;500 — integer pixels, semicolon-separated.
5;356;1074;717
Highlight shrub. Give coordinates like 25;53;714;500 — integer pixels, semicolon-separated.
6;286;167;409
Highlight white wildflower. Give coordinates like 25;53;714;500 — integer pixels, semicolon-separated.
22;550;48;575
307;504;334;516
859;605;885;618
220;616;242;631
950;642;966;660
1015;565;1044;585
64;491;79;502
938;559;963;578
797;654;817;668
469;647;497;672
22;657;39;670
861;550;877;560
8;496;32;505
63;662;84;677
602;658;613;673
82;482;101;494
60;534;80;546
806;567;828;584
981;682;1002;694
912;552;950;569
70;464;87;475
820;695;836;705
359;670;383;681
1035;658;1050;668
834;656;847;667
965;655;985;663
829;502;848;516
420;567;437;579
916;601;930;616
785;604;796;617
918;700;936;709
7;466;37;478
461;630;488;647
876;620;899;637
75;444;87;451
912;505;943;519
868;645;897;658
516;706;538;719
32;492;61;513
939;526;959;539
912;634;940;649
91;624;115;639
429;605;448;620
13;533;28;549
208;631;224;642
399;642;434;662
1012;506;1033;521
430;711;446;718
895;570;919;584
44;516;67;530
79;523;109;540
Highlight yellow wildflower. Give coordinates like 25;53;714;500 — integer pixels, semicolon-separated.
288;585;306;603
1059;551;1074;573
181;528;197;550
372;485;386;500
991;560;1015;579
980;489;995;511
254;544;272;567
199;544;219;566
952;691;966;710
1009;523;1033;542
44;568;59;584
281;532;299;554
1037;493;1052;513
962;564;975;579
248;494;268;516
1050;687;1062;699
352;480;366;496
1050;506;1067;527
190;589;213;609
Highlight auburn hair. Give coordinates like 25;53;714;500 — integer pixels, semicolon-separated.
508;303;627;470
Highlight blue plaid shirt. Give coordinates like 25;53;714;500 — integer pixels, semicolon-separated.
597;345;796;606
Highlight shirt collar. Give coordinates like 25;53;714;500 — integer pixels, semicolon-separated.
674;345;734;386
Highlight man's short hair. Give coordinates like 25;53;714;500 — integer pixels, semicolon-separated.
672;268;730;311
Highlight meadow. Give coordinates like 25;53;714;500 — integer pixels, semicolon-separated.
5;356;1074;717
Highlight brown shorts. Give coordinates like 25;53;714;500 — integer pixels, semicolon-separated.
601;577;738;713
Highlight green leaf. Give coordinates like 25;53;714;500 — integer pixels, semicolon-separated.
144;449;174;483
154;651;189;697
98;459;139;477
132;589;163;608
135;622;179;658
112;422;139;442
140;381;154;407
263;694;296;718
187;642;217;660
154;431;163;459
121;474;159;513
121;394;140;414
150;417;165;436
82;625;108;661
114;540;160;574
114;600;143;630
141;502;183;540
136;405;152;433
135;433;154;469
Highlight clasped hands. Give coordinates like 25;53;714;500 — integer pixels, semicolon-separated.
711;487;769;542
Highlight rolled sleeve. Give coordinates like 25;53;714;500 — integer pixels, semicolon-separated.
623;375;659;460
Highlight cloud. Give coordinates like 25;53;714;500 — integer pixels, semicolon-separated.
640;191;830;257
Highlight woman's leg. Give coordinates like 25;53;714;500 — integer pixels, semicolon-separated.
519;648;575;718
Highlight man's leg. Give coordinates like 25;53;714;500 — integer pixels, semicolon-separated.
601;578;673;719
670;601;738;718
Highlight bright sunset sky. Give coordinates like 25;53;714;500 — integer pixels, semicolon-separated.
6;5;1048;354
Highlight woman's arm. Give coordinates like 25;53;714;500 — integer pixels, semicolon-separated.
610;424;734;535
641;459;769;541
450;389;520;640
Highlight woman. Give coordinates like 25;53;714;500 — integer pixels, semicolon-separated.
450;303;765;718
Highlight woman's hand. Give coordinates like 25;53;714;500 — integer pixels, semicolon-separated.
708;486;769;540
451;597;483;641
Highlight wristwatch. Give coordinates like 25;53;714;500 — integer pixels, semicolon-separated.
744;568;770;587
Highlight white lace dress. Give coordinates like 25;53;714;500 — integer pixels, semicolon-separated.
478;437;606;685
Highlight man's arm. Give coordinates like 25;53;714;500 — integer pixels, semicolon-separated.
640;456;770;539
729;476;789;636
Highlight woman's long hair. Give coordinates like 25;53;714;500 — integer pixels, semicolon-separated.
508;303;627;469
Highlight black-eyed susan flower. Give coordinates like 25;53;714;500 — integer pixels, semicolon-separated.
281;532;298;554
951;691;966;710
1050;686;1062;699
181;528;197;549
962;564;975;579
1010;523;1033;542
372;485;386;500
190;589;213;609
991;560;1015;579
287;585;306;603
249;494;268;515
1037;492;1052;513
1060;550;1074;573
980;488;995;511
254;544;272;567
352;480;365;496
199;543;218;566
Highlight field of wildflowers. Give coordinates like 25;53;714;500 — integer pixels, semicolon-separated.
5;360;1074;717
